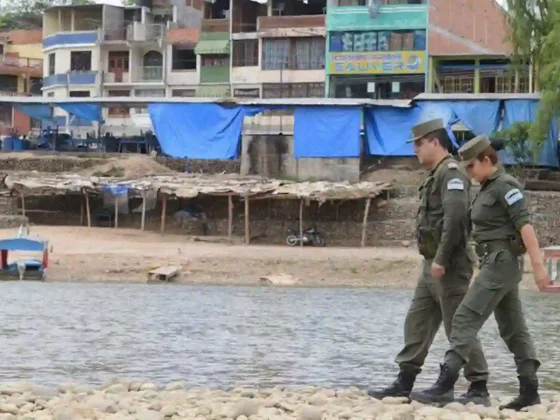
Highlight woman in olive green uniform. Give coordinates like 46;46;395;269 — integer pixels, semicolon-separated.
411;135;550;411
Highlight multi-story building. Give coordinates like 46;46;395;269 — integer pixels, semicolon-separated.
326;0;527;99
0;30;43;135
41;0;202;134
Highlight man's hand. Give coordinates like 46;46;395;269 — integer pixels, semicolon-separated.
533;263;551;291
431;262;446;279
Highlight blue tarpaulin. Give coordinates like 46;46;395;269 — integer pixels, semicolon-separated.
293;106;361;158
13;104;54;125
102;184;131;197
148;104;263;159
500;100;559;167
59;103;104;123
449;100;501;136
364;106;422;156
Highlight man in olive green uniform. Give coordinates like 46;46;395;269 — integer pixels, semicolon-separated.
411;135;542;411
368;119;490;405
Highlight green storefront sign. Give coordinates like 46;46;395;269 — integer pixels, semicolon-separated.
327;6;428;31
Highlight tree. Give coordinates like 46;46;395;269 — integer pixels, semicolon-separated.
491;122;533;183
505;0;560;149
0;0;92;31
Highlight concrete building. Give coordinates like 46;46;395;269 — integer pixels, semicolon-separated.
41;1;202;135
326;0;526;99
0;30;43;135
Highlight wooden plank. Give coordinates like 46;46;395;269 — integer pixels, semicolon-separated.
148;265;179;282
141;192;146;231
299;198;303;248
85;192;91;228
244;196;250;245
160;195;167;234
228;195;233;238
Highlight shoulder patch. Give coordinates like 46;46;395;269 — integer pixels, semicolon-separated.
504;188;523;205
447;178;465;191
447;161;458;169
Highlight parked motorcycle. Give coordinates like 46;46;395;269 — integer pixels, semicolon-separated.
286;227;326;247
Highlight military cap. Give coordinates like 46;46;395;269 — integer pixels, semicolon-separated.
458;135;491;167
407;118;445;143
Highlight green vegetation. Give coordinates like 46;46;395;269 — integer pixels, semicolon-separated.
0;0;92;31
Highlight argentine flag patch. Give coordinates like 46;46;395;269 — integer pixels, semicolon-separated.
447;178;464;191
505;188;523;205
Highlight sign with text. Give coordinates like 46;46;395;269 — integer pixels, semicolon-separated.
328;51;425;75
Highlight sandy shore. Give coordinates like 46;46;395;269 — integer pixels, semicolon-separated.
0;380;556;420
0;226;539;290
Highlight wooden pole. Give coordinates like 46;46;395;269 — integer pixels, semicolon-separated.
114;195;119;228
20;192;25;217
141;191;146;231
85;192;91;228
299;199;303;248
244;196;250;245
361;198;371;248
80;197;84;226
160;195;167;234
227;195;233;239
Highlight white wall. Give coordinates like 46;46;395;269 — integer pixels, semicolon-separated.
231;67;260;85
165;45;199;86
260;69;325;84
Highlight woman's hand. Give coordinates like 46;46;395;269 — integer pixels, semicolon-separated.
533;263;551;291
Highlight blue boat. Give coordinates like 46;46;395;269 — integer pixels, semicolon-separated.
0;234;49;281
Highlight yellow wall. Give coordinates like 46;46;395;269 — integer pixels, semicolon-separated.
6;43;43;60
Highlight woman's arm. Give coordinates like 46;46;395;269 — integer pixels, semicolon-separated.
520;224;544;269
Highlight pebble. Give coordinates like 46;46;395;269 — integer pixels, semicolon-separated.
0;381;556;419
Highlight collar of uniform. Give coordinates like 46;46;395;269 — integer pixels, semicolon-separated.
430;154;452;176
481;166;503;188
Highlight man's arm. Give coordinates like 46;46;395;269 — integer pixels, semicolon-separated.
434;168;470;268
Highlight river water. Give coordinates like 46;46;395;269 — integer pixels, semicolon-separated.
1;283;559;396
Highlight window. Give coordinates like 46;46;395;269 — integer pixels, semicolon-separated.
107;90;130;116
172;47;196;70
262;83;324;98
201;55;229;67
47;92;54;98
233;40;259;67
69;91;91;97
48;54;55;76
329;30;426;52
70;51;92;71
172;89;196;97
262;38;325;70
234;88;260;98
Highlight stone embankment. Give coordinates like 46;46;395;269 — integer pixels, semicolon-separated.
0;381;558;420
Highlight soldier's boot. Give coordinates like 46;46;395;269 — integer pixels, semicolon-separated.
410;364;459;406
456;380;491;407
499;376;541;411
367;368;417;400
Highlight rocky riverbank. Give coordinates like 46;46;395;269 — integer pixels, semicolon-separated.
0;381;558;420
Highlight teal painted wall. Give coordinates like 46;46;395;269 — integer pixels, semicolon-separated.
327;6;428;31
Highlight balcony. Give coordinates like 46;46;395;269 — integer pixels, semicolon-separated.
200;65;230;84
102;27;127;42
257;15;326;38
131;66;164;83
327;3;428;31
201;19;230;33
0;56;43;77
43;71;98;88
126;24;166;43
43;31;100;49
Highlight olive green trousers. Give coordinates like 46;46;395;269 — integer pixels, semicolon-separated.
445;250;540;378
395;256;489;382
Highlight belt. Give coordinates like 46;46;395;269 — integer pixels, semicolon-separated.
474;240;515;257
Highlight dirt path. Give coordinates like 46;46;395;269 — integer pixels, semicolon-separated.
0;226;539;290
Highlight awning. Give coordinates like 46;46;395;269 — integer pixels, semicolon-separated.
195;40;230;55
196;85;231;98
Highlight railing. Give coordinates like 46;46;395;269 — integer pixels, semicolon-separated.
258;15;325;30
102;27;127;42
126;23;166;42
132;66;164;82
0;90;40;97
201;19;230;33
0;55;43;70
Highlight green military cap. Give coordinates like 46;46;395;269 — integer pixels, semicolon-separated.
407;118;445;143
458;135;491;167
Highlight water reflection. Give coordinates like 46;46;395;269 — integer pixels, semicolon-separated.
0;283;559;396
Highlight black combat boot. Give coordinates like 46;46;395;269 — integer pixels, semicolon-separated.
367;369;417;400
499;376;541;411
410;364;459;405
456;380;491;406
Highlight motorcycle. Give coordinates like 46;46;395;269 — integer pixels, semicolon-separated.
286;227;326;247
